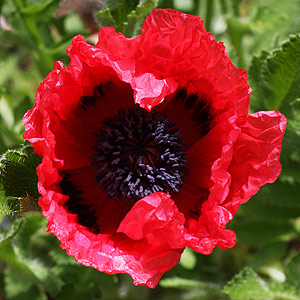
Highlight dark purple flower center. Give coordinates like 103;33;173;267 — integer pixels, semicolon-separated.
90;106;188;203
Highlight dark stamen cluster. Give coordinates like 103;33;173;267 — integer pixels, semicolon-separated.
91;106;188;203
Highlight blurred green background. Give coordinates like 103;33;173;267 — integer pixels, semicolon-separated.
0;0;300;299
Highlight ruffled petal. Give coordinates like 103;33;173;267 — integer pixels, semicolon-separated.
43;190;185;288
223;110;286;214
117;192;186;249
183;111;286;254
136;9;250;115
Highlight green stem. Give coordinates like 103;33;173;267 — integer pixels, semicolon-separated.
226;18;246;68
0;0;4;14
192;0;202;15
205;0;214;32
219;0;228;14
12;0;40;44
232;0;240;17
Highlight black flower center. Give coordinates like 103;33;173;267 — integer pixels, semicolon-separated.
91;106;188;202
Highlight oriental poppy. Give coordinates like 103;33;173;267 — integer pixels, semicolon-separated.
23;9;286;287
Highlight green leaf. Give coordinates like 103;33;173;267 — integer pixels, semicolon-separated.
106;0;123;11
224;268;269;300
96;7;117;28
52;264;117;300
18;256;63;297
48;248;77;266
0;215;63;297
280;127;300;184
15;214;47;255
285;253;300;291
247;0;300;58
243;181;300;219
0;218;23;245
249;35;300;115
0;238;63;298
107;0;139;12
98;0;139;32
248;242;286;269
268;282;300;300
0;194;19;215
263;35;300;113
124;0;159;37
249;37;300;189
229;216;294;246
4;267;47;300
0;143;41;202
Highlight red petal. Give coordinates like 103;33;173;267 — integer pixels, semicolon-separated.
43;190;185;288
117;192;186;249
183;111;286;254
223;111;287;214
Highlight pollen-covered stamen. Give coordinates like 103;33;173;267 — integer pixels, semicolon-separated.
91;106;188;202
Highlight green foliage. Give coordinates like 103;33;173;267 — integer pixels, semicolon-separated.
96;8;117;28
285;253;300;291
224;263;300;300
0;214;119;300
160;277;229;300
226;17;251;68
237;182;300;221
246;0;300;58
249;35;300;114
268;283;300;300
0;143;41;198
20;0;60;24
224;268;269;300
0;143;41;216
0;0;87;153
97;0;159;37
125;0;159;36
5;267;47;300
230;217;294;246
0;218;23;245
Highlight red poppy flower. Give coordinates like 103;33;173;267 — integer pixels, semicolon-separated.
23;9;286;288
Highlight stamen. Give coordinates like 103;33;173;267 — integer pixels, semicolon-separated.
91;106;188;203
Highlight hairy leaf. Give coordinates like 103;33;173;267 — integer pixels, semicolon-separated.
0;143;41;202
224;268;269;300
249;35;300;116
96;7;117;28
285;253;300;291
124;0;159;36
4;267;47;300
243;181;300;219
0;218;23;245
